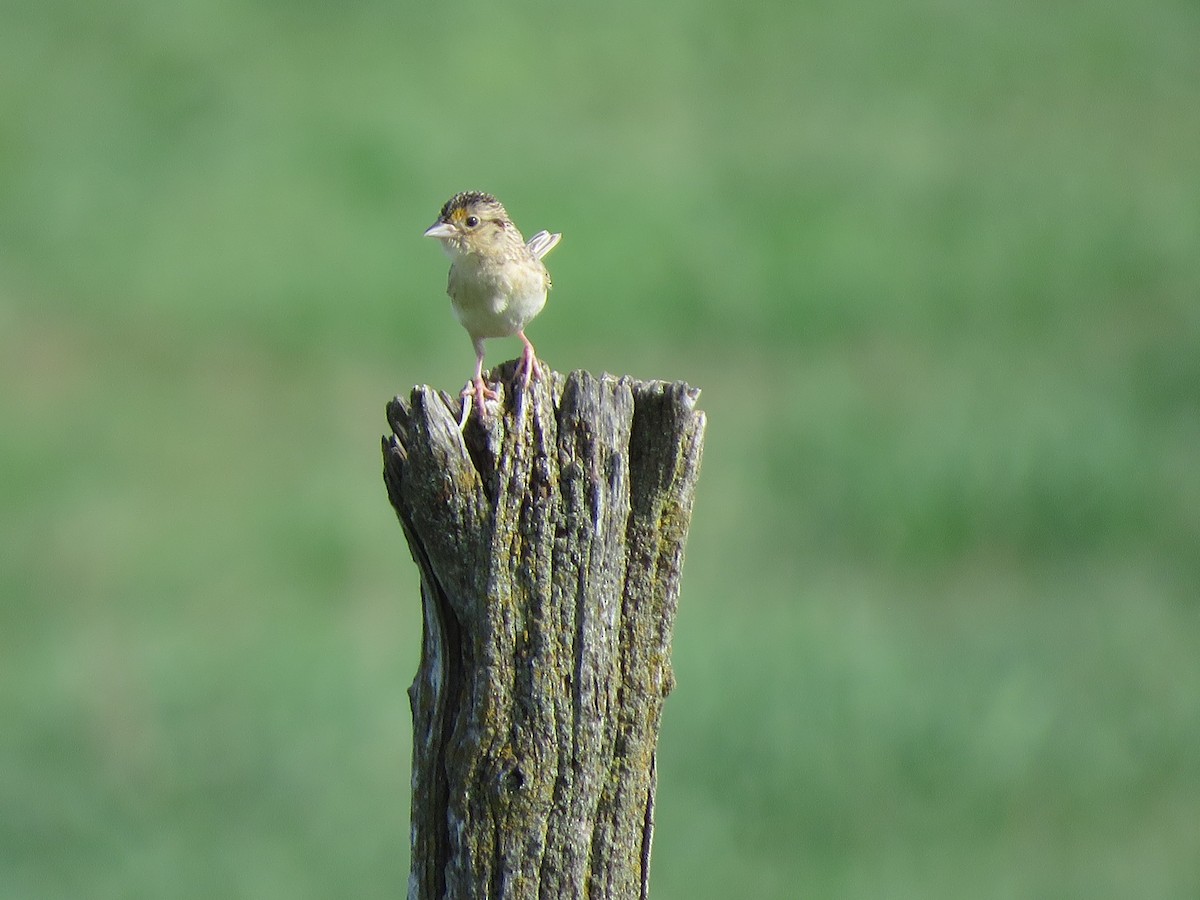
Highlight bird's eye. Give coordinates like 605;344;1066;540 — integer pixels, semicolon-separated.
465;216;479;228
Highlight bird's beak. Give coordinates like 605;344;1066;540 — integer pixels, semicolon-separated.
423;221;456;239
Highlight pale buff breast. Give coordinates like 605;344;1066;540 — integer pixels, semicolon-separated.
448;252;550;340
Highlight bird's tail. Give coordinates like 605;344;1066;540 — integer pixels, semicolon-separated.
526;230;562;260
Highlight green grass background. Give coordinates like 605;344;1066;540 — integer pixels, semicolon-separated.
3;0;1199;896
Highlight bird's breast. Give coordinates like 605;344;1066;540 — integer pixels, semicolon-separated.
447;255;548;340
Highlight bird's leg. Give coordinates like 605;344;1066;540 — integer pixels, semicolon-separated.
461;338;500;420
515;331;541;388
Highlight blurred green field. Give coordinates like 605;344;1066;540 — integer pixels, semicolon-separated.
3;0;1199;896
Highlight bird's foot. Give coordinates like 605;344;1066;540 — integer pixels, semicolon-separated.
515;345;541;389
460;377;500;425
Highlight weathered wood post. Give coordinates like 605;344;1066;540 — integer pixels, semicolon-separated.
382;361;705;900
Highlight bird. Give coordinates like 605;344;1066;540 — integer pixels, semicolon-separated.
423;191;562;421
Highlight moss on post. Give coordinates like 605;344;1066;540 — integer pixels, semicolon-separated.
383;362;705;900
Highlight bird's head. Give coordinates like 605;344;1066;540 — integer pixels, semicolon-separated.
423;191;517;259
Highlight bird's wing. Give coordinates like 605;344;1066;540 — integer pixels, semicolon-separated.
525;230;562;260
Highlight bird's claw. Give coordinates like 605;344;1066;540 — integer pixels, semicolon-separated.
516;349;541;389
460;377;500;427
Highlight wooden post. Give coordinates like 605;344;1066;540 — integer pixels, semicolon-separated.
382;361;705;900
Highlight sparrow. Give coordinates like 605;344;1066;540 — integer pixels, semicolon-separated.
423;191;562;420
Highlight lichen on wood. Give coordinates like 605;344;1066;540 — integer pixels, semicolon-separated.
383;361;705;900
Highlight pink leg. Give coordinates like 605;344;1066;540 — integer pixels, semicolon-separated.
515;331;541;388
462;339;499;418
